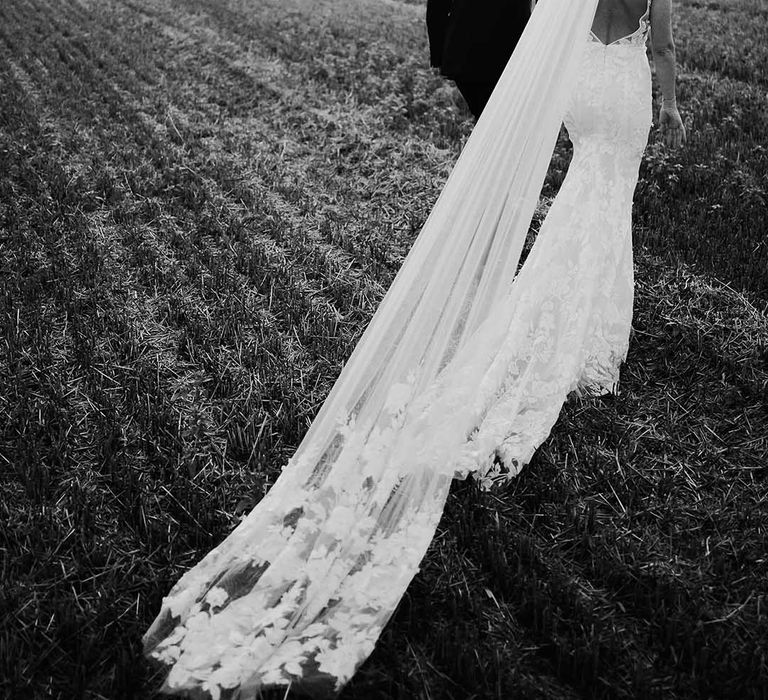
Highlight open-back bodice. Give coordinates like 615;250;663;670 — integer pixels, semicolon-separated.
589;0;652;47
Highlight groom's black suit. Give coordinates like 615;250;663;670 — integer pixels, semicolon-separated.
426;0;531;119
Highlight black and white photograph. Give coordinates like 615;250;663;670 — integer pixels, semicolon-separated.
1;0;766;698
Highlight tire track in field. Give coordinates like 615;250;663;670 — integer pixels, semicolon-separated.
17;0;362;354
0;3;232;441
122;0;397;350
1;0;318;507
33;0;416;382
86;0;417;314
99;0;454;283
22;0;445;361
0;59;206;699
7;0;350;394
14;0;384;492
0;52;221;506
0;52;302;698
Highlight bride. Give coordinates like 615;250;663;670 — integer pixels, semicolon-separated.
143;0;685;697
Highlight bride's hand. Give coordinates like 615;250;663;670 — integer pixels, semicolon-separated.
659;102;686;149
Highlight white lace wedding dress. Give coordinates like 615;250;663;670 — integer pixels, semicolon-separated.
471;2;654;483
143;3;653;698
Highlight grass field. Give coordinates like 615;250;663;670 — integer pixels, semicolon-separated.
1;0;767;698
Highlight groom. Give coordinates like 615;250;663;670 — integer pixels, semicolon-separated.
426;0;532;120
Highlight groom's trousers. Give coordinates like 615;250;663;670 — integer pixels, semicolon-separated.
454;80;496;120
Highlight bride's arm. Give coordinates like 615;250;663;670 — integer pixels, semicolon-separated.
650;0;686;148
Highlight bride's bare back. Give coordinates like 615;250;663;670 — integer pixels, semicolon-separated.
591;0;650;44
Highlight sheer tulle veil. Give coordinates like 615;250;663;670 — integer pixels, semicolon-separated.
143;1;600;697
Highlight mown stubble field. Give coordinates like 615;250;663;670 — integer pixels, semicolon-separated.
1;0;767;698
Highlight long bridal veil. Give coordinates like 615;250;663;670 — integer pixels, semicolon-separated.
143;1;600;697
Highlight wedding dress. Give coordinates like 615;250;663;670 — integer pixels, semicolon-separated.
143;1;653;697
